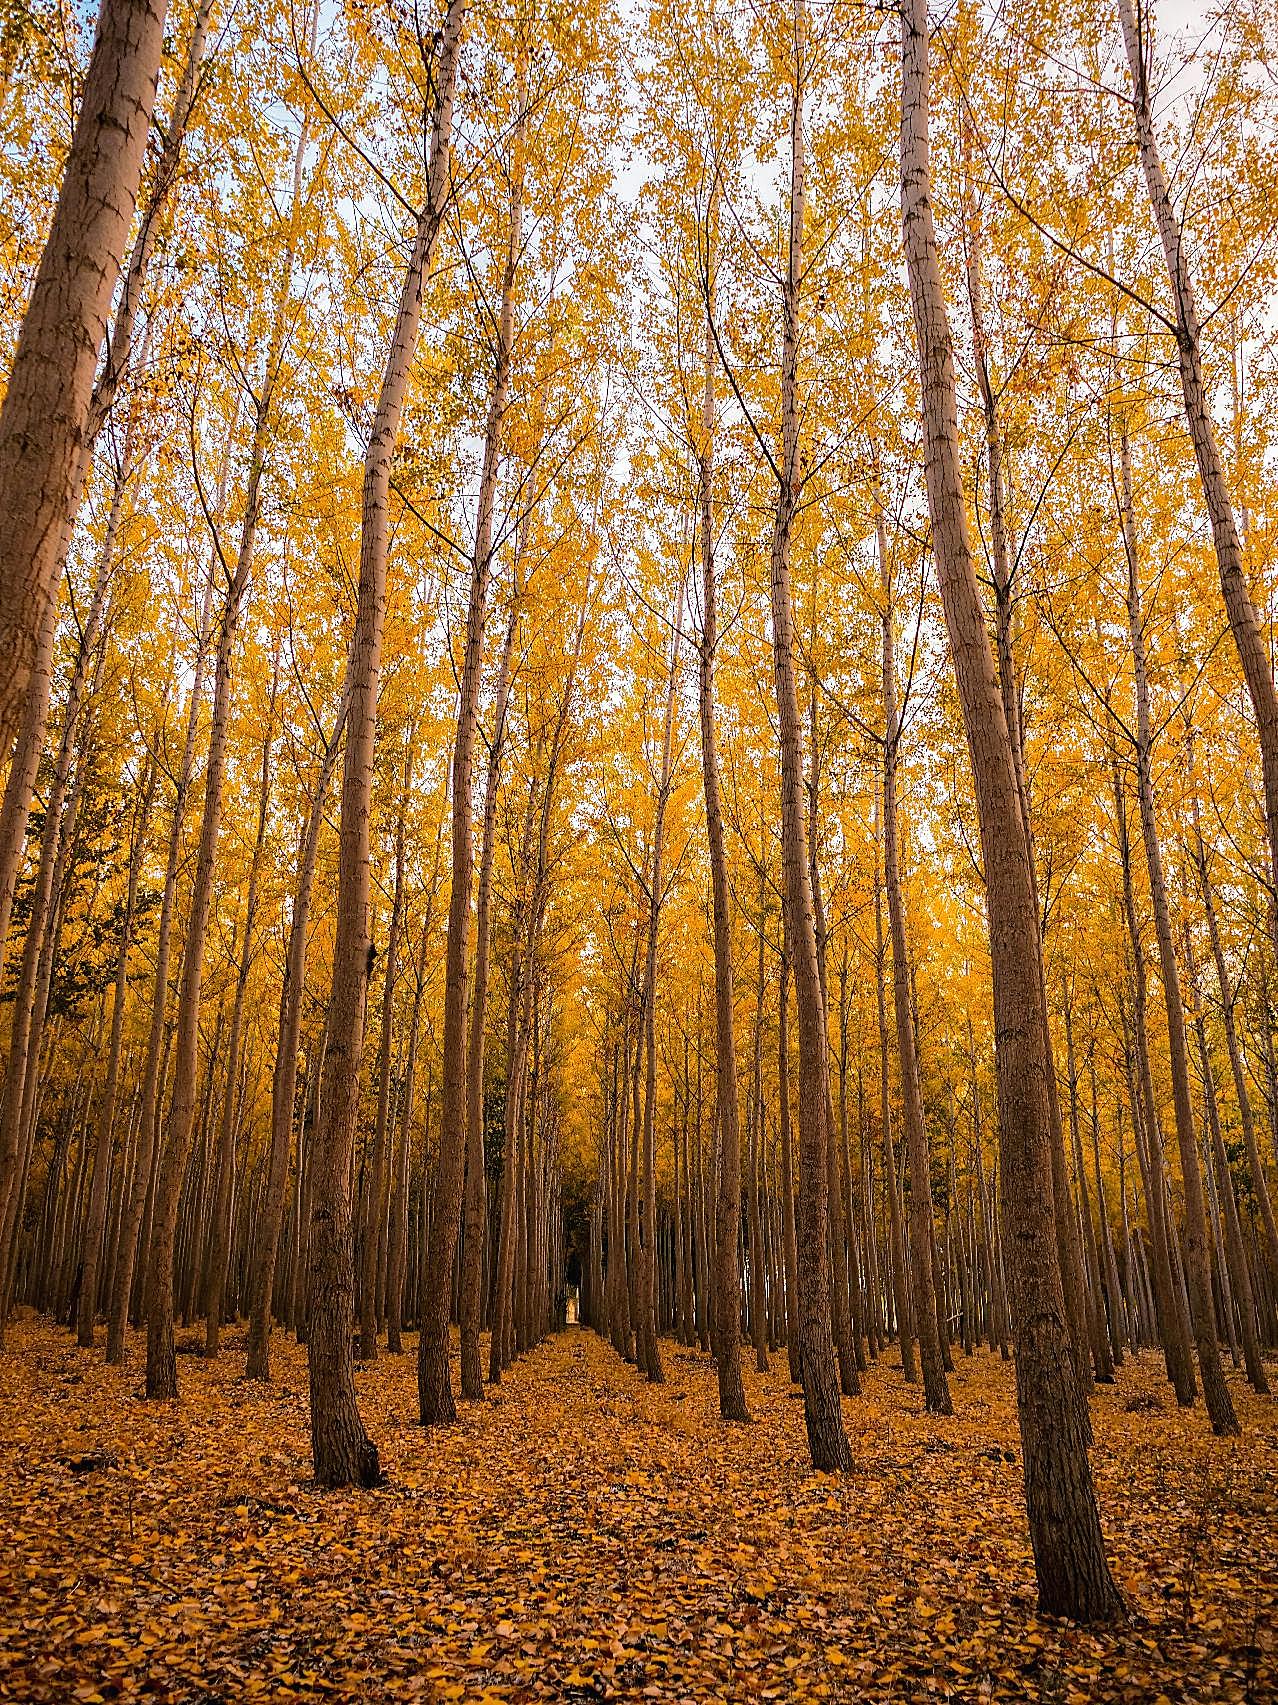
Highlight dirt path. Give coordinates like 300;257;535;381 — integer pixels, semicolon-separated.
0;1319;1273;1700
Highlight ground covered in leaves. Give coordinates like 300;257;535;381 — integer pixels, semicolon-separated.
0;1319;1274;1702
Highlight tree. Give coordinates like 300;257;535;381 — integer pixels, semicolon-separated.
898;0;1123;1623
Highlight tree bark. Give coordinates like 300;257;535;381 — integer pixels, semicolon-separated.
460;597;519;1397
0;0;168;746
879;510;951;1415
1119;0;1278;967
77;751;157;1345
245;691;347;1380
898;0;1122;1621
419;59;523;1423
308;0;464;1484
1119;436;1238;1435
765;0;850;1473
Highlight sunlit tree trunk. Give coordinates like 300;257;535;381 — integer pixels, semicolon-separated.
0;0;168;746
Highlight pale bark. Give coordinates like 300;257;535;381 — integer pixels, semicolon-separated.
0;0;169;746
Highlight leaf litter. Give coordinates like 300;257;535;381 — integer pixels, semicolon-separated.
0;1320;1273;1701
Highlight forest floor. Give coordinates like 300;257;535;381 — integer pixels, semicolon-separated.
0;1319;1273;1703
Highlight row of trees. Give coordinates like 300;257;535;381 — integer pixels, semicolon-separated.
1;0;1276;1625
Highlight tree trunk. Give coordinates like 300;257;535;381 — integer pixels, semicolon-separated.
1189;774;1278;1290
419;57;523;1423
106;567;217;1364
875;816;916;1381
358;737;412;1361
0;0;168;746
898;0;1122;1621
144;455;259;1399
765;0;850;1473
245;692;347;1380
1119;427;1238;1437
204;722;273;1357
1119;0;1278;966
76;752;157;1345
308;0;464;1485
1184;918;1268;1392
460;598;518;1397
879;510;951;1415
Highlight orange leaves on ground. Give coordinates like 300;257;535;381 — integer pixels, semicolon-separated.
0;1321;1274;1701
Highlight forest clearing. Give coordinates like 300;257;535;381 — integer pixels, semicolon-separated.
4;0;1278;1694
0;1322;1274;1702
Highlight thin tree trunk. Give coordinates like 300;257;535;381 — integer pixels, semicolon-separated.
765;0;850;1473
1112;756;1196;1398
1184;918;1267;1392
879;506;950;1414
144;452;260;1399
204;721;273;1356
460;597;518;1397
245;691;347;1379
106;567;217;1365
76;752;157;1345
420;56;523;1423
1119;0;1278;965
1119;427;1238;1437
358;737;412;1361
308;0;464;1485
875;816;916;1380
